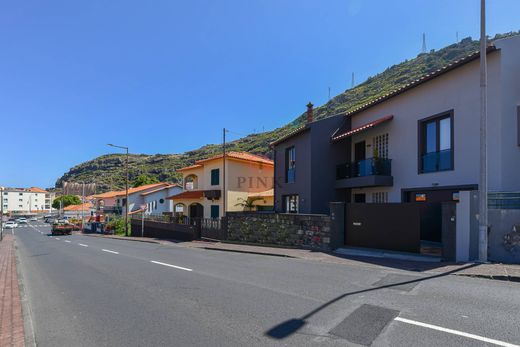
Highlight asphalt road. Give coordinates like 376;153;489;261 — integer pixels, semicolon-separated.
14;222;520;347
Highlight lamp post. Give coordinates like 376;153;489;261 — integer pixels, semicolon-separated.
108;143;130;237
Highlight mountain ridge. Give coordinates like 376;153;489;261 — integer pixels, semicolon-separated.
56;32;519;193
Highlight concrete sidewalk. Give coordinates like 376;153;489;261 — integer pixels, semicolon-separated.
83;233;520;282
0;234;25;347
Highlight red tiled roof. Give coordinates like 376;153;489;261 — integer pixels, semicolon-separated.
176;151;273;172
92;183;169;199
28;187;47;193
332;115;394;142
140;184;181;196
166;190;204;200
63;202;93;211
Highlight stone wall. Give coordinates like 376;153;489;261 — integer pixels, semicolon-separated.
226;212;332;251
489;209;520;263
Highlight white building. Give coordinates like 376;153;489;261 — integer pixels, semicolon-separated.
2;187;51;214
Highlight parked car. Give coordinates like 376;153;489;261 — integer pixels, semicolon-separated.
44;218;55;224
18;218;28;224
4;221;18;229
29;217;38;221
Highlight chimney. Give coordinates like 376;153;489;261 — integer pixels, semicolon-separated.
306;102;314;123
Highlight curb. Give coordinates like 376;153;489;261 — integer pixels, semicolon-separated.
14;240;36;347
454;273;520;283
200;247;296;258
81;234;162;244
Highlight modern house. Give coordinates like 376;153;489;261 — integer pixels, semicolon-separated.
168;152;274;219
92;183;172;215
273;35;520;211
141;184;182;215
271;103;347;214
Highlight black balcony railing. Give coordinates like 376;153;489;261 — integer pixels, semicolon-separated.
421;149;452;173
336;158;392;180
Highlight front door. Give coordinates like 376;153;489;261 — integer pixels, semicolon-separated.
354;193;366;203
189;203;204;219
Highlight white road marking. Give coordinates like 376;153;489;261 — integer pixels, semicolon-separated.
394;317;520;347
78;243;88;247
55;238;60;240
150;260;192;272
64;240;71;243
102;249;119;254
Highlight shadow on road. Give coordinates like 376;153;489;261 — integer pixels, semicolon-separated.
265;263;478;339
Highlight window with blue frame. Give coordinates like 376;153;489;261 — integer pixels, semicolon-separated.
211;169;220;186
210;205;219;218
419;112;453;173
285;147;296;183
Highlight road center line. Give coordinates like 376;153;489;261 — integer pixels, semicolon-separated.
64;240;71;243
55;238;60;240
78;243;88;247
394;317;520;347
102;249;119;254
150;260;192;272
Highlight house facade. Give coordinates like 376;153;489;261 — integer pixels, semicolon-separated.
272;104;347;214
168;152;274;219
141;185;182;215
2;187;50;213
92;183;171;215
273;35;520;213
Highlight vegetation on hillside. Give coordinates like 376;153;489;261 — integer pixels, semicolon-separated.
56;32;519;193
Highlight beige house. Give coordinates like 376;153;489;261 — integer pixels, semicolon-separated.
168;152;274;219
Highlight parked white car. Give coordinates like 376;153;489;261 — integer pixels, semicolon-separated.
4;221;18;229
18;218;28;224
29;217;38;221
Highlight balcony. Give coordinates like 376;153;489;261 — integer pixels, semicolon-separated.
336;158;393;189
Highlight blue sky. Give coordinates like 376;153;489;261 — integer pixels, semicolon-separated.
1;0;519;188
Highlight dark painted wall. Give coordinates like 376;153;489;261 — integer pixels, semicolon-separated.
274;129;312;213
274;114;348;214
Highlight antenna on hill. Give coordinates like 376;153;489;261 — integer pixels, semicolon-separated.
328;87;331;101
422;33;427;53
351;72;355;88
456;31;459;43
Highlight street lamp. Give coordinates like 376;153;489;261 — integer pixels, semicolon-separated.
107;143;130;237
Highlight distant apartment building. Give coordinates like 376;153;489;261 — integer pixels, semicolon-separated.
1;187;52;213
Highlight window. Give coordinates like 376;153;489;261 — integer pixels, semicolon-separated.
419;111;453;173
373;133;389;159
284;195;299;213
415;193;427;202
210;205;219;219
372;192;388;203
159;198;164;204
211;169;220;186
285;147;296;183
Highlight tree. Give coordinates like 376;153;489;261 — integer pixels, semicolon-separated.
133;174;159;188
52;195;82;209
234;197;264;212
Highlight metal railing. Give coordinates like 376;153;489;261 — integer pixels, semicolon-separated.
336;158;392;180
421;149;452;173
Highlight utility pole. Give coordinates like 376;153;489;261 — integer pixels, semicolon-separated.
222;128;227;217
81;182;85;232
478;0;488;262
0;188;3;240
108;143;130;237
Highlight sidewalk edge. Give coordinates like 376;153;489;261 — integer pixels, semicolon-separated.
14;238;36;347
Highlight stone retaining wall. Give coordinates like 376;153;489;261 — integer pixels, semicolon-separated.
226;212;332;251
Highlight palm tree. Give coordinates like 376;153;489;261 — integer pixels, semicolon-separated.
234;197;264;212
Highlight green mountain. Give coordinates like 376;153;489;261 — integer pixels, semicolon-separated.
56;32;518;192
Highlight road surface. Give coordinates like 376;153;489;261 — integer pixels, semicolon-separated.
14;222;520;347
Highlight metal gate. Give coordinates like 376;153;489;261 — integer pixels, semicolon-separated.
199;218;227;241
345;203;443;253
